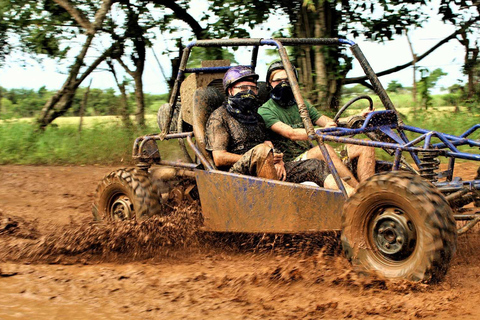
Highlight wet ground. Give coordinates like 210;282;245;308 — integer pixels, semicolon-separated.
1;164;480;319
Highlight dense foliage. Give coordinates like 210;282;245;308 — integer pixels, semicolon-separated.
0;86;168;119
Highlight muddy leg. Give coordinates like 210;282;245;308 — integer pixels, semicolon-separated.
230;144;279;180
346;144;375;182
324;174;355;197
307;144;359;187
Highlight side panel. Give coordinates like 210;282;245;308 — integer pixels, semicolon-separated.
195;170;345;233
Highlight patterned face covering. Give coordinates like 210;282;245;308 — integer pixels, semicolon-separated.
270;82;296;107
226;90;260;124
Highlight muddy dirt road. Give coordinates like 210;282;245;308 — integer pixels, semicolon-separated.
1;164;480;320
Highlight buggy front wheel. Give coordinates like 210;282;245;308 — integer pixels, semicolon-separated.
92;168;163;221
341;171;457;283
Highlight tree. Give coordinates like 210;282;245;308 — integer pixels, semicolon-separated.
387;80;403;93
438;0;480;100
417;68;447;109
210;0;480;112
208;0;448;111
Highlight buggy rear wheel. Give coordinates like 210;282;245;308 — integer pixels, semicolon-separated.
341;171;457;282
92;168;163;221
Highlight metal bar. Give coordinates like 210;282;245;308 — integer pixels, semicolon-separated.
460;124;480;138
392;126;422;166
158;160;199;169
184;65;265;74
272;38;355;46
404;132;427;147
433;139;480;149
424;132;433;148
189;38;263;47
432;131;460;153
447;157;455;182
143;132;193;141
454;214;480;221
443;151;480;161
265;39;316;139
132;132;194;158
446;188;469;202
161;46;192;138
437;181;480;192
393;149;402;170
349;44;400;122
138;136;153;154
184;66;236;73
315;140;348;198
457;215;480;235
186;136;214;170
315;133;441;154
186;38;355;48
437;186;467;192
403;125;474;142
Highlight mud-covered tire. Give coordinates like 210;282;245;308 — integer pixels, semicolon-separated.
92;168;163;221
341;171;457;283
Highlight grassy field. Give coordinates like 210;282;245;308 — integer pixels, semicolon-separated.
0;106;479;166
0;115;184;165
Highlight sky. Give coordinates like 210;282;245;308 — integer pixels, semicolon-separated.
0;2;467;95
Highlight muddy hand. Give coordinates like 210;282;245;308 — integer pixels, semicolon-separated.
273;150;283;164
325;121;337;128
361;106;375;118
274;162;286;181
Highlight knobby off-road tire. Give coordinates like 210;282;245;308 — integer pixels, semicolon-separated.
341;171;457;283
92;168;163;221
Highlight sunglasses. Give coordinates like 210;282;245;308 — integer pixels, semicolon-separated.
233;85;259;93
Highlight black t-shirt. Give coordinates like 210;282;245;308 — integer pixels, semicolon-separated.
205;105;267;155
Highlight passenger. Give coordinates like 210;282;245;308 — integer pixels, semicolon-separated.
258;60;376;188
205;66;354;193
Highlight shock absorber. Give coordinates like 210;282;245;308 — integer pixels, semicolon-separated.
417;150;440;182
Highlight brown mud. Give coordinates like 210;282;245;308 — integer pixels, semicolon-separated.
1;164;480;319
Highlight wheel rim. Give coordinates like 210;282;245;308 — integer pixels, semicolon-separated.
370;207;417;261
109;194;134;220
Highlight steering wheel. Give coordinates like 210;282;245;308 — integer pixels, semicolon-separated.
333;95;374;124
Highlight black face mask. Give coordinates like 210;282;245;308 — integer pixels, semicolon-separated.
270;82;296;107
226;90;260;124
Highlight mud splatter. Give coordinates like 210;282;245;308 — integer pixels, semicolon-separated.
0;204;204;263
0;210;39;239
2;165;480;319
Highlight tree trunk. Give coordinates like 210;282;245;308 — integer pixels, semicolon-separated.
406;31;418;109
313;4;328;108
293;0;342;112
467;46;479;99
118;82;132;128
35;0;113;130
297;4;313;95
133;73;145;126
107;59;133;128
37;37;113;130
78;79;92;132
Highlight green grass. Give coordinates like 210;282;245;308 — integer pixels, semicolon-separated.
0;119;184;165
0;107;479;166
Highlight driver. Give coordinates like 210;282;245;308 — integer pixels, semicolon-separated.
258;60;376;188
205;65;354;193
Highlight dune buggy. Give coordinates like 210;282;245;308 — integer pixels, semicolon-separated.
92;38;480;283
